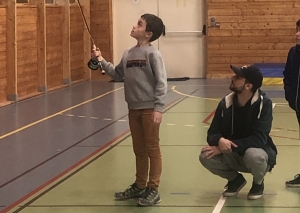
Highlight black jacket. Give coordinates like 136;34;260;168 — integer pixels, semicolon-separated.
283;45;300;111
207;90;277;171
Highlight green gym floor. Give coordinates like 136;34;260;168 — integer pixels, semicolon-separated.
2;79;300;213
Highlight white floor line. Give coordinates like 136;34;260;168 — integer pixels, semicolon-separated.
212;195;227;213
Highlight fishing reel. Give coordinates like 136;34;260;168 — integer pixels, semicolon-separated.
87;58;105;74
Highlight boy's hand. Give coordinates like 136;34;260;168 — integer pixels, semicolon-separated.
92;45;103;61
153;111;162;124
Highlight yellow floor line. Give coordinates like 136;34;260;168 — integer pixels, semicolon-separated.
172;86;220;101
0;87;124;140
172;86;289;108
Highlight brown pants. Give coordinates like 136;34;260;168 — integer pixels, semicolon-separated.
128;108;162;191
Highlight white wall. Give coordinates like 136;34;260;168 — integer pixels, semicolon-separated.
112;0;158;64
112;0;206;78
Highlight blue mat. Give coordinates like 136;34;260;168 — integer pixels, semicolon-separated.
253;63;285;78
253;63;285;85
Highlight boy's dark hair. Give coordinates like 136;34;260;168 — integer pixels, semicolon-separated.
141;14;164;42
297;19;300;27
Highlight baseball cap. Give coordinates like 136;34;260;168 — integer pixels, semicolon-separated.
230;64;263;89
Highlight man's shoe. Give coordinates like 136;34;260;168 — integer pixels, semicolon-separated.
137;187;161;206
114;183;145;200
222;173;246;197
247;181;264;200
286;174;300;187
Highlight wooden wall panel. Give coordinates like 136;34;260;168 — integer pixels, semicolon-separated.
70;5;84;82
16;6;38;98
206;0;300;78
90;0;112;80
46;6;63;89
0;1;94;106
0;7;6;103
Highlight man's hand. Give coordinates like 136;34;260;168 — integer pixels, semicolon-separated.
218;137;238;153
92;45;103;61
153;111;162;124
201;146;221;159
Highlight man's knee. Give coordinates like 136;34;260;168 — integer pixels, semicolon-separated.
199;152;209;166
244;148;268;165
199;152;219;170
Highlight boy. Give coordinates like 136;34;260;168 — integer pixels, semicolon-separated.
92;14;167;206
283;19;300;187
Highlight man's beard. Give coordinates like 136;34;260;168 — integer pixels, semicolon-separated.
229;82;245;94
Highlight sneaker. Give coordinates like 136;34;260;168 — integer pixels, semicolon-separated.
114;183;145;200
247;181;264;200
223;173;246;197
286;174;300;187
137;187;161;206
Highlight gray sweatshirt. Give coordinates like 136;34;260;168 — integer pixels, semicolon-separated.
101;45;167;112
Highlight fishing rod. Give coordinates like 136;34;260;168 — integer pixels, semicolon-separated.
76;0;104;74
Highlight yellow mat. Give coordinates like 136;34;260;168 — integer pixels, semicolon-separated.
263;77;283;85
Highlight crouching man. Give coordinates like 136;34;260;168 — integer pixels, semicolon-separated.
200;65;277;200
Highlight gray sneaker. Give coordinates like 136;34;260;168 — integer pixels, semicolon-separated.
114;183;145;200
137;187;161;206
